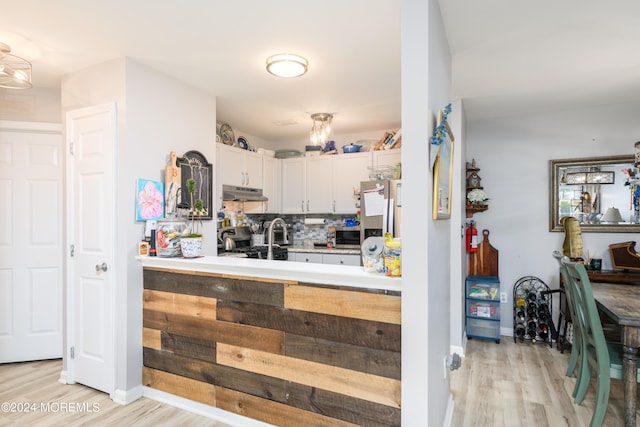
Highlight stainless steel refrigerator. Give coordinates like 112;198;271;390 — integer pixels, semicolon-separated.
360;179;402;241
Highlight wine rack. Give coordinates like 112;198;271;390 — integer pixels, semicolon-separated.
512;276;552;346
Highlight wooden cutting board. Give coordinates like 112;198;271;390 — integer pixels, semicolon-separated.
468;229;499;277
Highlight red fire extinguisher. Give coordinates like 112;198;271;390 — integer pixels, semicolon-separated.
466;221;478;252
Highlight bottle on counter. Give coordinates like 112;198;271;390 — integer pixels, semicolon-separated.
383;233;401;277
149;229;157;257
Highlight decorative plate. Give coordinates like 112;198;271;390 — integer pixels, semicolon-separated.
237;136;248;150
216;121;235;146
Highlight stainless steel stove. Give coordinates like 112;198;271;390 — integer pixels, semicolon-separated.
234;245;288;261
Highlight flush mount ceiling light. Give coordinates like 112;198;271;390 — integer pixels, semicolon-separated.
266;53;308;78
0;42;32;89
309;113;333;145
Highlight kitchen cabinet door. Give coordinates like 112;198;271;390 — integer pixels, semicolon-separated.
261;156;279;213
244;155;278;214
305;156;333;213
373;149;401;170
293;252;323;264
244;150;263;188
281;157;306;213
322;253;361;266
218;144;245;186
218;144;263;188
332;152;372;213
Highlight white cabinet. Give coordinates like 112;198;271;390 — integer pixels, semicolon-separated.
218;144;263;188
322;253;361;266
332;152;372;213
305;156;333;213
373;149;401;170
262;156;279;213
291;252;323;263
281;156;332;214
281;157;306;213
291;252;360;265
281;154;369;214
244;155;279;214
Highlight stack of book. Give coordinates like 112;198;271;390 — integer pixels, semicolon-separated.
373;128;402;150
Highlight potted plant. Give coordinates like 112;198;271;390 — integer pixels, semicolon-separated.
467;188;489;208
179;178;204;257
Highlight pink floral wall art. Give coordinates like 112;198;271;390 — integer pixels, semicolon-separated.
136;178;165;221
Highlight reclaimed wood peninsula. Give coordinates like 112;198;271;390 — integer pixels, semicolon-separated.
137;256;401;426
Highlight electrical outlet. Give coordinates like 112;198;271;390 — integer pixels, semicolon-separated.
500;292;507;304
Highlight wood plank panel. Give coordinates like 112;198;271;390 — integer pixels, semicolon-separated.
144;347;288;402
143;289;216;320
285;333;400;380
216;343;401;408
144;269;285;307
144;309;284;354
161;331;216;363
215;385;359;427
142;327;161;350
216;300;400;352
299;281;401;297
284;283;400;324
142;366;215;406
285;381;401;427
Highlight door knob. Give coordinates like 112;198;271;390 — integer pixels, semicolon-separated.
95;262;108;272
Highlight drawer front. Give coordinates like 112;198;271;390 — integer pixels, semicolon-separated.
466;300;500;320
466;318;500;340
294;252;323;263
323;253;360;266
466;279;500;301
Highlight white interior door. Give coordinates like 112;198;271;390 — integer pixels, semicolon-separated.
67;104;115;394
0;121;63;363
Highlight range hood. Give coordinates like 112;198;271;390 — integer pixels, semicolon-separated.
222;185;268;202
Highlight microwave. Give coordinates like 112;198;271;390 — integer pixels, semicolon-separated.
334;226;361;249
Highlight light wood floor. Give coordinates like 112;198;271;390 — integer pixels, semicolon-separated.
451;336;633;427
0;359;231;426
2;339;635;427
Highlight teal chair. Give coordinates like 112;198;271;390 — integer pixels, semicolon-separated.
560;256;640;427
552;251;585;398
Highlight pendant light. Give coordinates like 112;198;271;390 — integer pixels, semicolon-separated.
0;42;32;89
309;113;333;145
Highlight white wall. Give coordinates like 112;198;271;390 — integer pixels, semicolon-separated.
465;100;640;335
0;87;61;123
61;57;216;400
402;0;453;425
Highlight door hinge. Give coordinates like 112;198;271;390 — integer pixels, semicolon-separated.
69;142;74;155
70;346;74;359
70;244;75;258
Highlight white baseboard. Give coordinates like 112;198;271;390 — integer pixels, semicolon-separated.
58;370;68;384
443;393;454;427
143;386;274;427
112;385;144;405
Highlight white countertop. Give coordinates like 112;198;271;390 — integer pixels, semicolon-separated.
136;255;401;292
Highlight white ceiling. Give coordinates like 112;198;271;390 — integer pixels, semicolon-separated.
3;1;640;143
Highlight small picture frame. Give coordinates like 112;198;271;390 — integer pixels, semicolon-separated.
136;178;165;221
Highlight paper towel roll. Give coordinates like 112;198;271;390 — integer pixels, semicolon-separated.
304;218;325;225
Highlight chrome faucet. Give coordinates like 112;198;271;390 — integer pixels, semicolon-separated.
267;217;287;260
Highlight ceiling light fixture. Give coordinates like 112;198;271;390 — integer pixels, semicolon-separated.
0;42;32;89
309;113;333;145
266;53;308;78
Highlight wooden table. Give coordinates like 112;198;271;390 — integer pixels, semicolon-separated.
592;282;640;427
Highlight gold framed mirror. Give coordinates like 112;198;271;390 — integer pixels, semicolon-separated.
549;155;638;232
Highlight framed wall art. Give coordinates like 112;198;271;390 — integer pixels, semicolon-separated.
177;150;213;220
432;107;454;220
136;178;165;221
